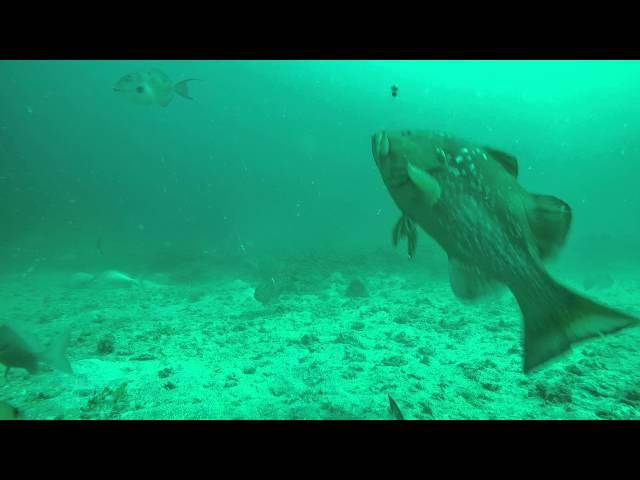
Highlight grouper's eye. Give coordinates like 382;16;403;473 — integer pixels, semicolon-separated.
136;86;144;94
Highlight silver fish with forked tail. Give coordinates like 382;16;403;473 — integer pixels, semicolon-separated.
113;69;199;107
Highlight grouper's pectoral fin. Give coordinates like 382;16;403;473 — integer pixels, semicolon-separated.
392;214;417;258
407;162;441;207
448;258;502;302
527;194;572;260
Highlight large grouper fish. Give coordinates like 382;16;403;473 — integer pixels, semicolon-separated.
371;129;639;373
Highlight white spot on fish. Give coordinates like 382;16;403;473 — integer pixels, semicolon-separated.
455;155;464;164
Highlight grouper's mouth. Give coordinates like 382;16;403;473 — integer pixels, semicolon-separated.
371;131;411;189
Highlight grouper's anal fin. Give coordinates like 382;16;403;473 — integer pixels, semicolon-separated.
448;258;502;302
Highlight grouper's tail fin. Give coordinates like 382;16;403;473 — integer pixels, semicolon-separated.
174;79;201;100
513;272;640;373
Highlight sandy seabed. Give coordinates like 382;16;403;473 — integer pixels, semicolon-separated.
1;254;639;420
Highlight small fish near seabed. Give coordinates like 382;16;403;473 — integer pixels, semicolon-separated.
113;69;200;107
69;270;143;289
371;129;640;373
0;324;73;379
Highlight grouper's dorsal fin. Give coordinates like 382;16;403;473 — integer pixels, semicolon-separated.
484;147;519;177
527;194;572;260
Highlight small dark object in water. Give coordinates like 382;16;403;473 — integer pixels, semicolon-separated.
391;85;398;98
163;381;177;390
388;394;404;420
345;279;368;298
158;367;173;379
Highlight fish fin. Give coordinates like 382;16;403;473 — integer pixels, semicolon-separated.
392;216;403;248
158;95;174;107
448;258;501;302
174;79;200;100
42;329;73;374
514;273;640;373
388;394;404;420
527;194;572;260
484;147;519;177
392;214;417;258
407;222;417;258
407;162;441;207
149;69;170;81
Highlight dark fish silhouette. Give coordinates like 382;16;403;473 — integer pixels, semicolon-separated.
0;325;72;379
372;129;640;373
